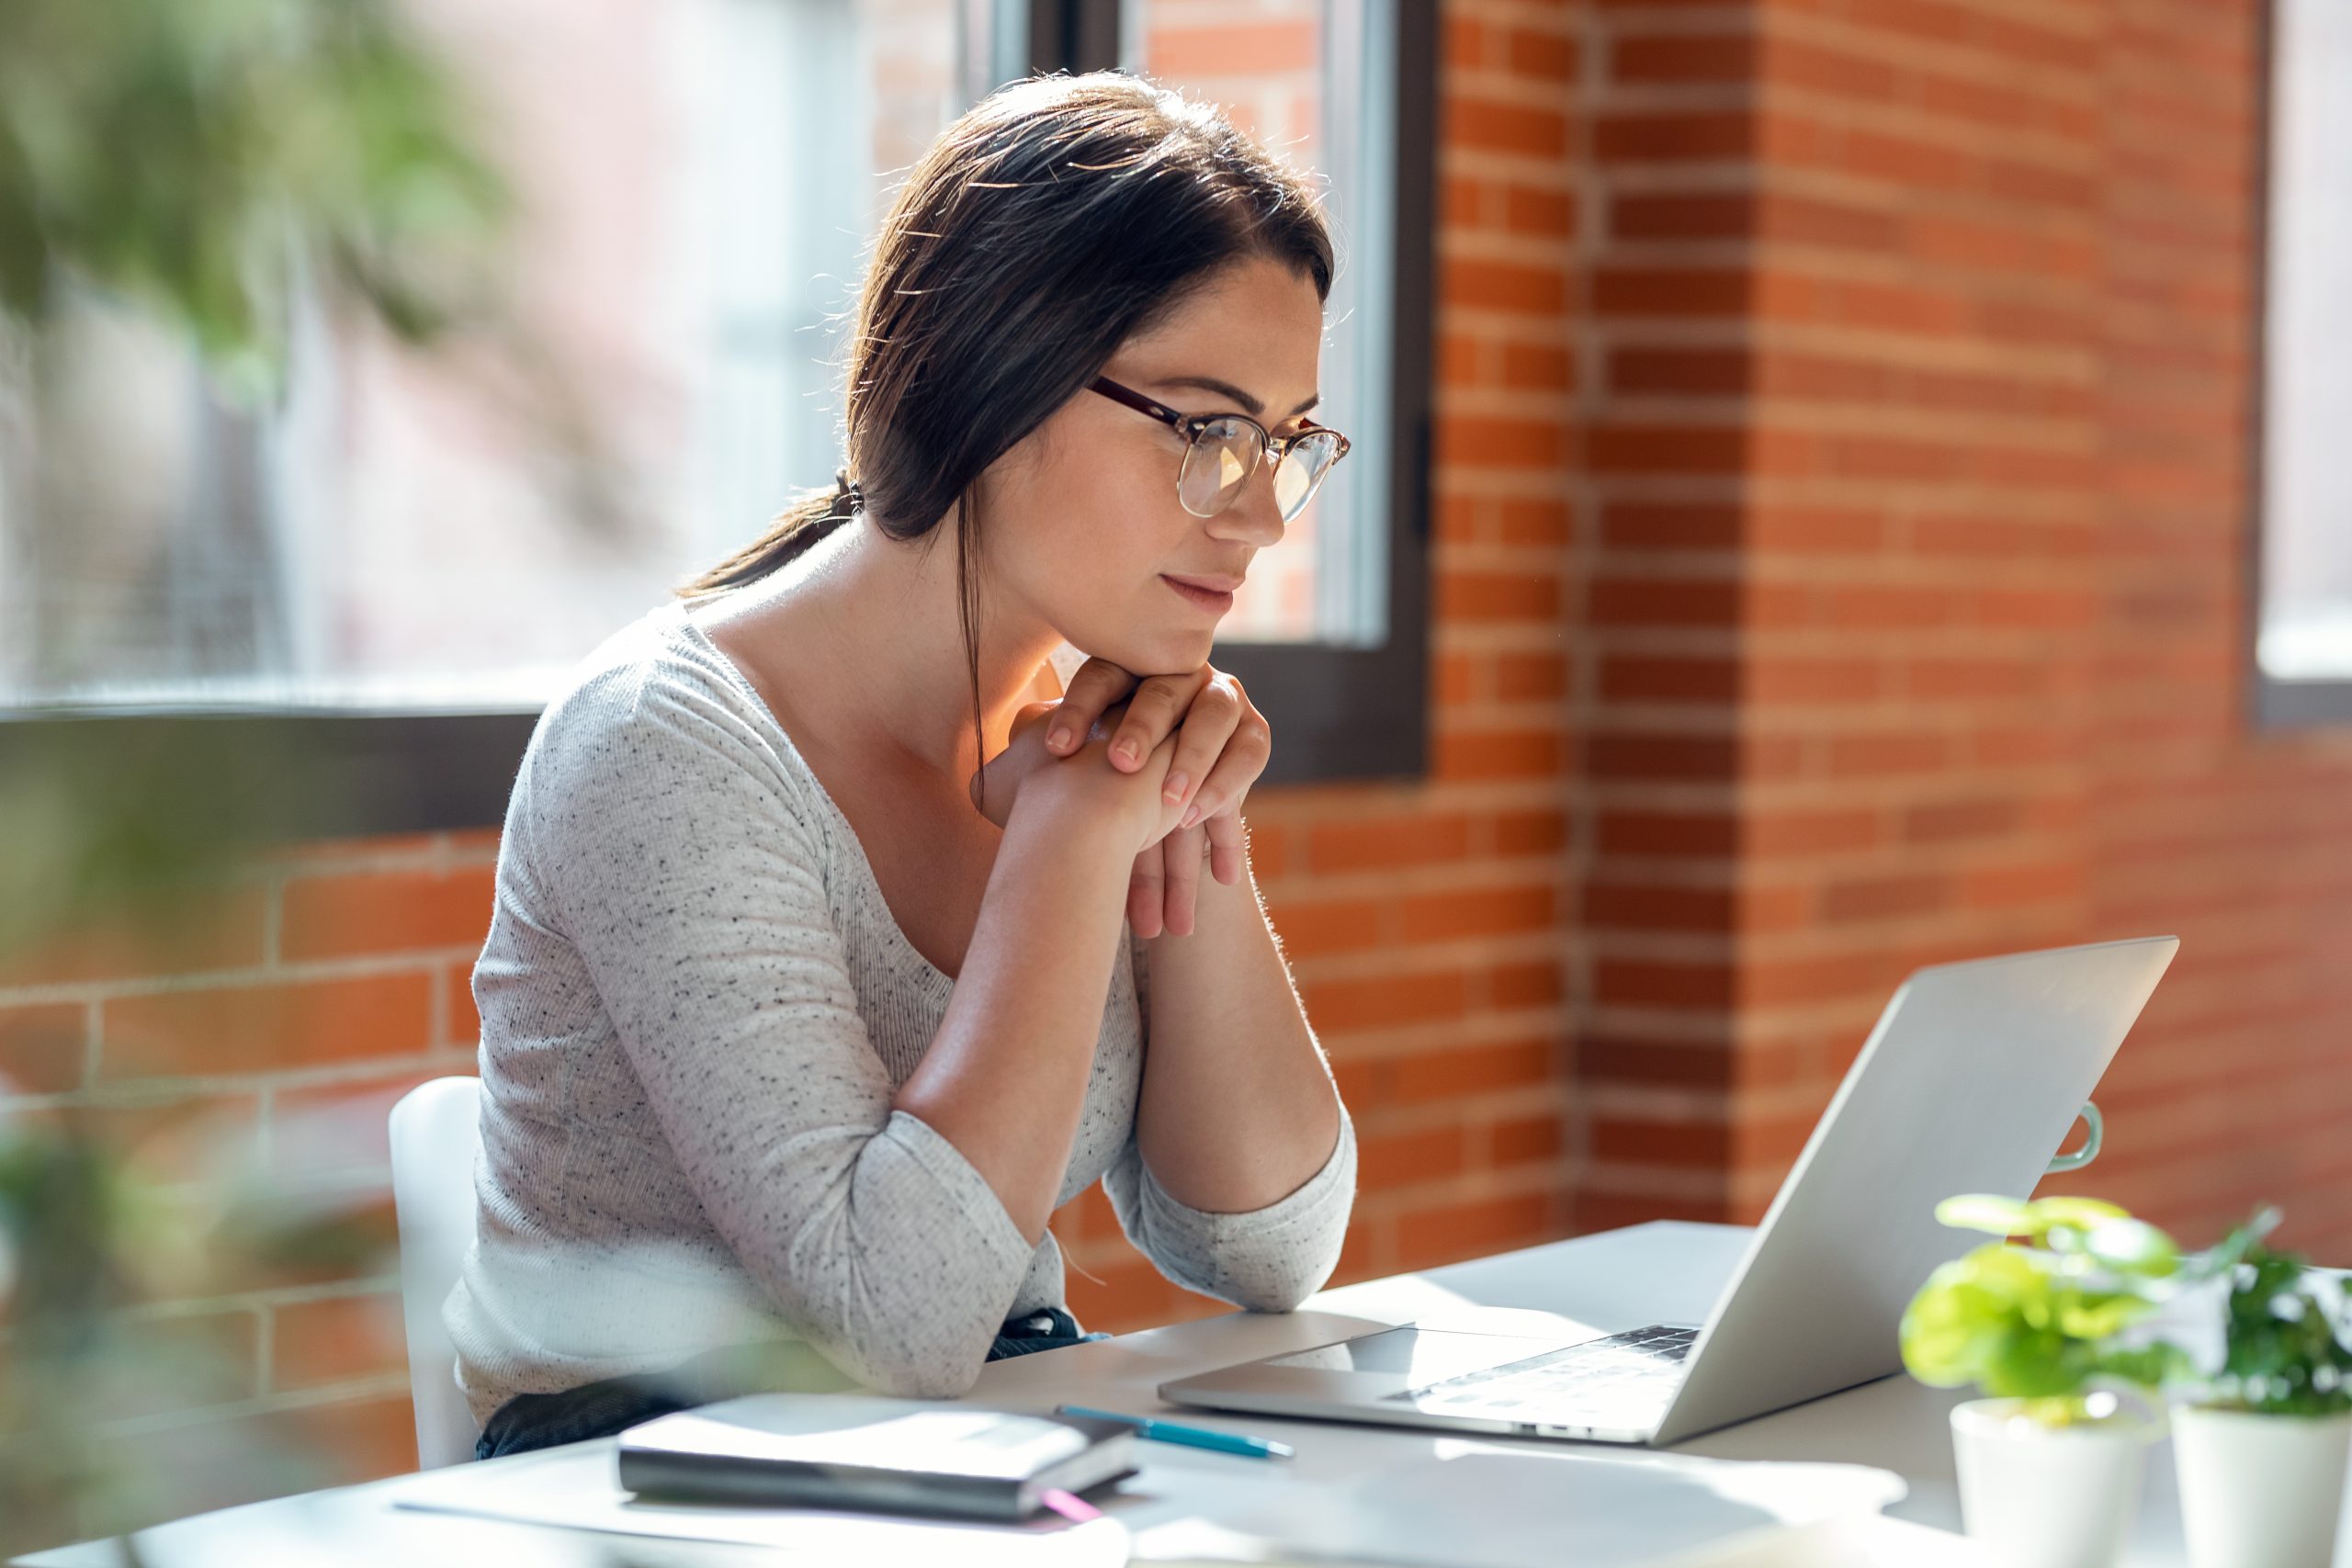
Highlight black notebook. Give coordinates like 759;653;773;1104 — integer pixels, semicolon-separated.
616;1393;1139;1521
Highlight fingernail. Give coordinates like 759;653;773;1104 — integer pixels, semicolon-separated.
1046;726;1073;752
1162;772;1188;805
1114;740;1140;766
1180;804;1201;829
1182;793;1216;828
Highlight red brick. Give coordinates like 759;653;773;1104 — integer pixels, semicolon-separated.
1489;961;1564;1010
1493;808;1567;858
1305;811;1471;874
271;1291;407;1393
0;1002;86;1095
1503;27;1578;83
1393;1038;1555;1102
1433;728;1567;782
1594;111;1754;164
1494;653;1568;703
1592;1116;1732;1168
1360;1124;1470;1190
1436;569;1562;622
1399;885;1556;942
1584;881;1735;932
101;974;435;1080
279;867;496;962
1491;1112;1566;1167
1594;959;1735;1009
1612;32;1757;84
1396;1192;1557;1270
1443;259;1568;317
1601;656;1737;705
1298;971;1471;1033
1449;97;1570;159
1266;897;1386;960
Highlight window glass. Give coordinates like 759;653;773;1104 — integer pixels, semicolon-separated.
1124;0;1393;648
2258;0;2352;682
0;0;1394;711
0;0;971;709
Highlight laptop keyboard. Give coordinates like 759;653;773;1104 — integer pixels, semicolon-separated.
1381;1325;1699;1427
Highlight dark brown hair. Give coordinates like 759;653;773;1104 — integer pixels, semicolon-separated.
674;70;1335;784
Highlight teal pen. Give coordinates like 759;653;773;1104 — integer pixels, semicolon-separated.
1055;1404;1295;1460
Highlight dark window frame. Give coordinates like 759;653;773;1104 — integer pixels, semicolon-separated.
0;0;1436;838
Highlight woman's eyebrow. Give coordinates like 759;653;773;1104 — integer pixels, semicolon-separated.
1152;374;1321;419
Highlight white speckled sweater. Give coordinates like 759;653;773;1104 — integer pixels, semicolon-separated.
443;597;1358;1427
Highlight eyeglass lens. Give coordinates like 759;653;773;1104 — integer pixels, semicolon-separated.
1178;419;1343;523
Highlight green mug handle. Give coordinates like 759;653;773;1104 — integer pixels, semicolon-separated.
2046;1102;2104;1174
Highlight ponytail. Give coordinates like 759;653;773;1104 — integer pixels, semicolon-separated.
675;468;865;600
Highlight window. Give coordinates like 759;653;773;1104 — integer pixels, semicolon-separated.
2256;0;2352;723
0;0;1433;830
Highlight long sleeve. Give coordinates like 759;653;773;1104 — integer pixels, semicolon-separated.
520;662;1034;1398
1103;1103;1357;1311
1102;929;1359;1311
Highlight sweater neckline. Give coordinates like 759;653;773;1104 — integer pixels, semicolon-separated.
663;600;960;1000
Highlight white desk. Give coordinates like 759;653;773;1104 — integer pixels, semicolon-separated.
17;1221;2304;1566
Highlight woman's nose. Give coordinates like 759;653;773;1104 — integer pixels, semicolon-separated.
1209;462;1287;547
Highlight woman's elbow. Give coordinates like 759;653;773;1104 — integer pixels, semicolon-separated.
1223;1239;1346;1314
857;1352;985;1401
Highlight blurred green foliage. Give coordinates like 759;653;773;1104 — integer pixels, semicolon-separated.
0;0;509;401
0;0;514;1551
2204;1236;2352;1416
1902;1194;2196;1427
1904;1195;2352;1429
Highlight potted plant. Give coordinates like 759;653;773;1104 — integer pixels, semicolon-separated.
2168;1213;2352;1568
1901;1194;2188;1568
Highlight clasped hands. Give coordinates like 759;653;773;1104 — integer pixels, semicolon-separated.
968;658;1270;938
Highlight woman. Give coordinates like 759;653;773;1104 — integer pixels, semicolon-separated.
446;70;1359;1460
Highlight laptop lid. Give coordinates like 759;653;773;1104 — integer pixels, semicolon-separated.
1648;935;2177;1444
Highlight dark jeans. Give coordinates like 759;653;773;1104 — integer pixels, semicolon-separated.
474;1307;1111;1461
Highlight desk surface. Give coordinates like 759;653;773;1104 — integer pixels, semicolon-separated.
22;1220;2325;1567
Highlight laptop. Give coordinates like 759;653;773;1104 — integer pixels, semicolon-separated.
1160;936;2179;1447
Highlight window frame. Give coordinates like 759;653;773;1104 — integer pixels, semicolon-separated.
0;0;1436;836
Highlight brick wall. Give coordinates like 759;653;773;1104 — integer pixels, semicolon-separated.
1562;0;2352;1256
6;0;2345;1531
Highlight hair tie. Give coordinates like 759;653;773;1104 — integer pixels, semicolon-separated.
832;467;865;515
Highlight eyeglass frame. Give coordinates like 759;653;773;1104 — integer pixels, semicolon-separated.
1088;374;1352;521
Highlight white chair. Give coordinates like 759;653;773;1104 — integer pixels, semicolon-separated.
389;1075;486;1469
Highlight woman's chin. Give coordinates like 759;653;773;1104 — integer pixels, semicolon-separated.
1079;628;1215;678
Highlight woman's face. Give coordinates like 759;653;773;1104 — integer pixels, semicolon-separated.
982;254;1328;676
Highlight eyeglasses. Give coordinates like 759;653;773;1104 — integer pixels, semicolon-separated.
1090;374;1351;524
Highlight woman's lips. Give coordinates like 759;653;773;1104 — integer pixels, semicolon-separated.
1162;576;1236;615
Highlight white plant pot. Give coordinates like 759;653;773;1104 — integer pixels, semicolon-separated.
1950;1397;2162;1568
2172;1404;2352;1568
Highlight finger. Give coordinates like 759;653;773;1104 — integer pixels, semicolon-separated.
1127;844;1167;940
1160;823;1205;936
1204;810;1248;886
1046;659;1140;754
1159;679;1244;818
1107;670;1208;772
1178;704;1273;829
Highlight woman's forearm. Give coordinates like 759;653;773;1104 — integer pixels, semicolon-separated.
1133;834;1342;1213
891;804;1136;1246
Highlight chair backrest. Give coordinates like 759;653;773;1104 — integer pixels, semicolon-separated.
389;1075;485;1469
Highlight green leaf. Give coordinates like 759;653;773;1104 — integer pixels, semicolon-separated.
1937;1194;2035;1236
